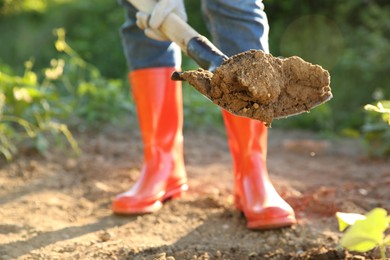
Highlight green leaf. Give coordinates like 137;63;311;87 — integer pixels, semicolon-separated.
336;212;366;232
23;71;38;85
341;208;388;252
384;235;390;246
0;145;13;161
77;82;96;96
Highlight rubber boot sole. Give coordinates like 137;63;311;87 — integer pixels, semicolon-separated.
113;183;188;215
235;196;297;230
246;214;296;230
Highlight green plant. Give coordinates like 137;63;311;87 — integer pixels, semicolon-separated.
0;59;79;160
0;26;137;160
53;28;133;125
336;208;390;260
362;100;390;157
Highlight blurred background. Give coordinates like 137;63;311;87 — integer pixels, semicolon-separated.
0;0;389;160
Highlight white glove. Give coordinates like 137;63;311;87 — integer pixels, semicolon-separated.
136;0;187;41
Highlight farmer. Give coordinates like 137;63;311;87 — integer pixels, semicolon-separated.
112;0;296;229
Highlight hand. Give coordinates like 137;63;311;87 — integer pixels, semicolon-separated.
136;0;187;41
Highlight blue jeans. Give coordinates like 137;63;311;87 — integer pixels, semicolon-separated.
119;0;269;71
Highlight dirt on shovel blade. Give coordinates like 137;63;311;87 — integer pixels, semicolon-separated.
179;50;332;125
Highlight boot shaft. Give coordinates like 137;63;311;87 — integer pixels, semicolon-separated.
130;67;184;159
222;110;268;162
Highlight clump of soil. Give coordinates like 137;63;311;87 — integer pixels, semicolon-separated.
178;50;332;125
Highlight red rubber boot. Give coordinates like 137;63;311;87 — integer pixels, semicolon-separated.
222;110;296;229
112;67;188;214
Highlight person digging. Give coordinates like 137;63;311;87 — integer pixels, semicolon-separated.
112;0;297;229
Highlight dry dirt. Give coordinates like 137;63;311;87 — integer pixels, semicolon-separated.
1;121;390;260
178;50;332;125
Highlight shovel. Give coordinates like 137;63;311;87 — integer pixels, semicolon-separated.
127;0;333;125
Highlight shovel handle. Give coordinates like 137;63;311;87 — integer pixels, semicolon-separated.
127;0;197;52
127;0;228;70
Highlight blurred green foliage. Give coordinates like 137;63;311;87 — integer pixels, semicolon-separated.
0;58;80;160
0;28;132;160
0;0;389;136
362;101;390;157
52;28;133;124
3;0;387;251
265;0;390;132
0;0;126;78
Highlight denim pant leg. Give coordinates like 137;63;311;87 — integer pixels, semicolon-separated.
118;0;182;71
201;0;269;56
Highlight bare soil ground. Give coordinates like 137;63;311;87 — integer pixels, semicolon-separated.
1;121;389;260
